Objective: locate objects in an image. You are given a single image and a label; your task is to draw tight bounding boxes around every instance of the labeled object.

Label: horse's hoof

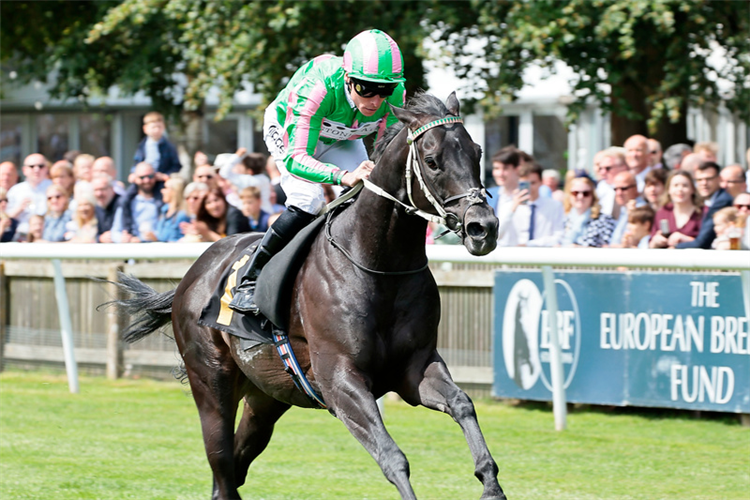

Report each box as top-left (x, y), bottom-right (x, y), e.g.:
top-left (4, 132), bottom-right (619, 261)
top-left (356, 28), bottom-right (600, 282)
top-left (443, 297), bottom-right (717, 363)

top-left (480, 493), bottom-right (507, 500)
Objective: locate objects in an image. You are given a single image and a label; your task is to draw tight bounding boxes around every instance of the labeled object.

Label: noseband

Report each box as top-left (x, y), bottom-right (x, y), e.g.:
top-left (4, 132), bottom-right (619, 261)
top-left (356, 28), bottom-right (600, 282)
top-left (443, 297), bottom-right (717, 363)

top-left (363, 116), bottom-right (487, 237)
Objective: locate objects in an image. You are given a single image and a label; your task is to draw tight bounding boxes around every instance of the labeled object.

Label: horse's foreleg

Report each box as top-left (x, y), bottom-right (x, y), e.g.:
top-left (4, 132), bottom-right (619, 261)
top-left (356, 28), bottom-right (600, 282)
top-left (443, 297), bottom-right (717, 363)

top-left (403, 356), bottom-right (506, 500)
top-left (324, 365), bottom-right (418, 500)
top-left (233, 393), bottom-right (290, 487)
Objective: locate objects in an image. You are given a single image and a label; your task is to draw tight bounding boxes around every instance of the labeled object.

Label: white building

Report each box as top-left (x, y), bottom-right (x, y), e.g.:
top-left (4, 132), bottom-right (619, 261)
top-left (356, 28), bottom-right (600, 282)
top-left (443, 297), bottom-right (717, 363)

top-left (1, 61), bottom-right (747, 184)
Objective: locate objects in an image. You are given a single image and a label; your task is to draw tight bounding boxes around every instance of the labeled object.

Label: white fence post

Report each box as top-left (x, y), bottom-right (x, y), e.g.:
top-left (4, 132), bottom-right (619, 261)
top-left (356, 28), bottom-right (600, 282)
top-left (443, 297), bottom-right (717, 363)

top-left (541, 266), bottom-right (567, 431)
top-left (51, 259), bottom-right (79, 394)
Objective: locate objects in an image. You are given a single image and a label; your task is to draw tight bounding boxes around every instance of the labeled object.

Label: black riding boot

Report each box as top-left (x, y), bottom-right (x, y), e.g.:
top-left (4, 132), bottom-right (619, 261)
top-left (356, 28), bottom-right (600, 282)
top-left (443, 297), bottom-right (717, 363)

top-left (229, 206), bottom-right (316, 314)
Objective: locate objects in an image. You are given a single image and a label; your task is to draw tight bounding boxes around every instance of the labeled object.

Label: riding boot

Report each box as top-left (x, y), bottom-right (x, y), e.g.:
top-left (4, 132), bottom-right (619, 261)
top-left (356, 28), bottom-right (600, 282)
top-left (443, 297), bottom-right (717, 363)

top-left (229, 206), bottom-right (316, 314)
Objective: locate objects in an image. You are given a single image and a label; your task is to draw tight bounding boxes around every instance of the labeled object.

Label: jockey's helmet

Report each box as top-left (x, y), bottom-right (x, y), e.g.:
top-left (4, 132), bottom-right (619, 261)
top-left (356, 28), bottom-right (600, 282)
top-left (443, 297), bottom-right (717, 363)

top-left (343, 29), bottom-right (406, 84)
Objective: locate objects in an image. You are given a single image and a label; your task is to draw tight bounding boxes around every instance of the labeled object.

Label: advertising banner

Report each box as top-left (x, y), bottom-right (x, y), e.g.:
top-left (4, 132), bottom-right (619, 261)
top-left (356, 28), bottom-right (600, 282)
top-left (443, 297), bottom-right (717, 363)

top-left (493, 271), bottom-right (749, 413)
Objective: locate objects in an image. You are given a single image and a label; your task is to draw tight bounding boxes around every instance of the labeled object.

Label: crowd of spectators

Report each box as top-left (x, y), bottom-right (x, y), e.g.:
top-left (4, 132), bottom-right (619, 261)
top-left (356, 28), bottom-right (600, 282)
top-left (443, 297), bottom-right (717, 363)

top-left (1, 112), bottom-right (287, 245)
top-left (1, 112), bottom-right (748, 252)
top-left (482, 135), bottom-right (749, 251)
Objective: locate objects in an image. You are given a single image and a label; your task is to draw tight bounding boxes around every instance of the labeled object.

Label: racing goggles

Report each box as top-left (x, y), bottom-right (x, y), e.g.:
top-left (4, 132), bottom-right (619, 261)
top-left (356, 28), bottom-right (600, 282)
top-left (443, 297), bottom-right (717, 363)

top-left (350, 78), bottom-right (398, 98)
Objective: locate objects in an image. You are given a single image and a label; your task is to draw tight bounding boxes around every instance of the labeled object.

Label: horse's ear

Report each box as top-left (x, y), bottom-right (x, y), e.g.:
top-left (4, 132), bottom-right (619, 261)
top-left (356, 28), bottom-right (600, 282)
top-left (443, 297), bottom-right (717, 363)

top-left (446, 91), bottom-right (460, 116)
top-left (389, 103), bottom-right (421, 129)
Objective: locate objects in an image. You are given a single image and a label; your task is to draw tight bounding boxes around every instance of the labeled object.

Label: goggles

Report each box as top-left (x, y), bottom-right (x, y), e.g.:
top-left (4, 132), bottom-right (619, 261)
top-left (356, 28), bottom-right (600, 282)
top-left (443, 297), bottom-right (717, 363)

top-left (350, 78), bottom-right (398, 99)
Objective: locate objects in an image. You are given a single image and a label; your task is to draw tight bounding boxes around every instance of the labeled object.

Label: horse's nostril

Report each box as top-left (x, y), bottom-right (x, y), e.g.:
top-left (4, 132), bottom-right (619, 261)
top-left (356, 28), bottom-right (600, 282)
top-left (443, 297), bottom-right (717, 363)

top-left (466, 222), bottom-right (487, 239)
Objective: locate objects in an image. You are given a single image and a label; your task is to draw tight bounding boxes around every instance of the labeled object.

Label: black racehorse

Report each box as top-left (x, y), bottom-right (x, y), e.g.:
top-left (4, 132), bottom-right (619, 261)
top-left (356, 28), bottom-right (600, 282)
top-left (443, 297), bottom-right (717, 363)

top-left (110, 92), bottom-right (505, 500)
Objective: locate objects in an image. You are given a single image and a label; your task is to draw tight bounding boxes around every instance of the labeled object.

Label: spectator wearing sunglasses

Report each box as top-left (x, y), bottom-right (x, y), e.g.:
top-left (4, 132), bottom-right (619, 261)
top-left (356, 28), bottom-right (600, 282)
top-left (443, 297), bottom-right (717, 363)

top-left (110, 162), bottom-right (163, 243)
top-left (193, 165), bottom-right (219, 191)
top-left (230, 29), bottom-right (407, 314)
top-left (42, 184), bottom-right (72, 242)
top-left (720, 164), bottom-right (747, 198)
top-left (609, 171), bottom-right (647, 246)
top-left (595, 147), bottom-right (629, 217)
top-left (561, 172), bottom-right (616, 247)
top-left (6, 153), bottom-right (52, 238)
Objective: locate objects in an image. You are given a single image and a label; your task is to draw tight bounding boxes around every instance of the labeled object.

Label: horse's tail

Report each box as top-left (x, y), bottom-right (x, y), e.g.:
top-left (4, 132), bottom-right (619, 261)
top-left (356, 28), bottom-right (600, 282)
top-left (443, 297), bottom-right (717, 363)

top-left (98, 272), bottom-right (175, 344)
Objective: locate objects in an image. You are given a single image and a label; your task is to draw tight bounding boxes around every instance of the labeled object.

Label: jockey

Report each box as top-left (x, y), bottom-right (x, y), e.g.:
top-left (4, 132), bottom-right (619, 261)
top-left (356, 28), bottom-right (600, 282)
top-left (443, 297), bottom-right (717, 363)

top-left (229, 29), bottom-right (407, 314)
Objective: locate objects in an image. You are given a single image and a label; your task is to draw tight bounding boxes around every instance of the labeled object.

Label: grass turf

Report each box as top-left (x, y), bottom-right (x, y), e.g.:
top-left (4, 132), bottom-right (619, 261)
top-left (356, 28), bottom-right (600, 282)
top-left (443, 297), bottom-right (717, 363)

top-left (0, 370), bottom-right (748, 500)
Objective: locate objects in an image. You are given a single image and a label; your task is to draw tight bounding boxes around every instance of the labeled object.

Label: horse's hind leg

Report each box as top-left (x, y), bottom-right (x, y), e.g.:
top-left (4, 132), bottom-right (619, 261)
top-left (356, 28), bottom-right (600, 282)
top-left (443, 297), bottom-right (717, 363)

top-left (400, 354), bottom-right (506, 500)
top-left (233, 393), bottom-right (290, 487)
top-left (182, 350), bottom-right (246, 500)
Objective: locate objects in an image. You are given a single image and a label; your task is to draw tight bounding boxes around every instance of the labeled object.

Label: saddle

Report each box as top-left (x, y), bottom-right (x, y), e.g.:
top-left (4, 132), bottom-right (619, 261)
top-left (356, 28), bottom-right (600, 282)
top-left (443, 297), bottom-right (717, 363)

top-left (198, 215), bottom-right (326, 349)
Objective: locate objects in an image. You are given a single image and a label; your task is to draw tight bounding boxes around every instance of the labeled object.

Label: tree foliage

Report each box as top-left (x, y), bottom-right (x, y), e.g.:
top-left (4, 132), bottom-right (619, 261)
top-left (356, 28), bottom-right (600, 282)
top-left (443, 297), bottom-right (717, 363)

top-left (2, 0), bottom-right (436, 123)
top-left (429, 0), bottom-right (750, 143)
top-left (3, 0), bottom-right (748, 145)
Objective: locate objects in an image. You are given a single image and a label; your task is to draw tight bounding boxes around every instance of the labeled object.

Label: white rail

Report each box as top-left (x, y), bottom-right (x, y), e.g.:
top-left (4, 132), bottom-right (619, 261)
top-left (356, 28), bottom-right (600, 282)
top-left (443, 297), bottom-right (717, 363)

top-left (1, 243), bottom-right (748, 270)
top-left (2, 242), bottom-right (748, 426)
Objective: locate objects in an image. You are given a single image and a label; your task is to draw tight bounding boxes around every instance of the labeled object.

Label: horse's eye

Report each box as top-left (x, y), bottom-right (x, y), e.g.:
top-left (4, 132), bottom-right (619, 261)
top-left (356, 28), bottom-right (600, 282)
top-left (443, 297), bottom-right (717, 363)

top-left (425, 157), bottom-right (438, 169)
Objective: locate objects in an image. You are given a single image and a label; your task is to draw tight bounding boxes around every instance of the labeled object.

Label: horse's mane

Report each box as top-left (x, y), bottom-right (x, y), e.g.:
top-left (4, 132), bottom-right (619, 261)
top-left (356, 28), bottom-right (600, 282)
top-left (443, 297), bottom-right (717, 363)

top-left (372, 92), bottom-right (450, 163)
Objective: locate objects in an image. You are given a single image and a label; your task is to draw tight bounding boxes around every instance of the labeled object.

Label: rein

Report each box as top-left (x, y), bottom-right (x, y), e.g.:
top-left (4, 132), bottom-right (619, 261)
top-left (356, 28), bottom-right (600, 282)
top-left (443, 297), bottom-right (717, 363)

top-left (324, 115), bottom-right (485, 276)
top-left (364, 116), bottom-right (487, 236)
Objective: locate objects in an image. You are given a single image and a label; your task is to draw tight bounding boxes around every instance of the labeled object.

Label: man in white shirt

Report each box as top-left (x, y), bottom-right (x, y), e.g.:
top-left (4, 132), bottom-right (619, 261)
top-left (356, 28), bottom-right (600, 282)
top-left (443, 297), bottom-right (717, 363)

top-left (596, 147), bottom-right (629, 217)
top-left (497, 162), bottom-right (564, 247)
top-left (624, 134), bottom-right (652, 193)
top-left (486, 146), bottom-right (522, 215)
top-left (6, 153), bottom-right (53, 236)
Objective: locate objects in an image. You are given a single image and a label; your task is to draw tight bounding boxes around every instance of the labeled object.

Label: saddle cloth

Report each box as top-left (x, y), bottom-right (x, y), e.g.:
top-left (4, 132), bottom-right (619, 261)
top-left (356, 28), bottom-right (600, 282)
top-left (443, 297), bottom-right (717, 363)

top-left (198, 215), bottom-right (326, 348)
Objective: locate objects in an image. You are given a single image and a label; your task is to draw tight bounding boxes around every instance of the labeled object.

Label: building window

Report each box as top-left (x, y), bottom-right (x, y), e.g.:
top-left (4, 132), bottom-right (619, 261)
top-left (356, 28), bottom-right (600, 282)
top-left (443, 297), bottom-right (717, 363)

top-left (79, 113), bottom-right (113, 158)
top-left (36, 114), bottom-right (71, 162)
top-left (484, 116), bottom-right (519, 187)
top-left (0, 114), bottom-right (23, 165)
top-left (532, 115), bottom-right (567, 172)
top-left (205, 117), bottom-right (238, 157)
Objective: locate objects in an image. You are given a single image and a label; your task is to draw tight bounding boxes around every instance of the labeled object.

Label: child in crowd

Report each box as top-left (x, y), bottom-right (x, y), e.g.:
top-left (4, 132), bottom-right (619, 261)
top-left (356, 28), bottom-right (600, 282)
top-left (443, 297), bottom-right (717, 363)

top-left (130, 111), bottom-right (182, 183)
top-left (621, 205), bottom-right (655, 249)
top-left (711, 207), bottom-right (746, 250)
top-left (25, 214), bottom-right (45, 242)
top-left (240, 186), bottom-right (270, 232)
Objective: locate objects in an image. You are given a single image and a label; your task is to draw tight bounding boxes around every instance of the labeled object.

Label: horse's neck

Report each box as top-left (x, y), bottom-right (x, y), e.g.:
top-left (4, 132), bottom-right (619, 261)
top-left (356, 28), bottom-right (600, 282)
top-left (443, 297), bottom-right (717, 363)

top-left (333, 145), bottom-right (429, 271)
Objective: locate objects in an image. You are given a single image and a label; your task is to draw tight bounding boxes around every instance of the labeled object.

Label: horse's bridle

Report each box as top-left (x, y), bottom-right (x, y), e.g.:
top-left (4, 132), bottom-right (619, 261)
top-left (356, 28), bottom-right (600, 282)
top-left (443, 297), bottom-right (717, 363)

top-left (363, 116), bottom-right (488, 238)
top-left (324, 115), bottom-right (488, 276)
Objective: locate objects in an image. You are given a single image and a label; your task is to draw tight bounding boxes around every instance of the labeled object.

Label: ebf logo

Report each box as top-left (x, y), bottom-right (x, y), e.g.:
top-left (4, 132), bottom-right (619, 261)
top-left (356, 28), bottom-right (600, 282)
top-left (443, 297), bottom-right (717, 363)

top-left (501, 279), bottom-right (581, 391)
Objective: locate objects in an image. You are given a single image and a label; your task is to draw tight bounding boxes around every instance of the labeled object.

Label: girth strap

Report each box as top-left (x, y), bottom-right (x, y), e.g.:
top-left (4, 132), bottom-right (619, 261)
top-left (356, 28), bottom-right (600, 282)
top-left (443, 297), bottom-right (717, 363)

top-left (273, 330), bottom-right (326, 409)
